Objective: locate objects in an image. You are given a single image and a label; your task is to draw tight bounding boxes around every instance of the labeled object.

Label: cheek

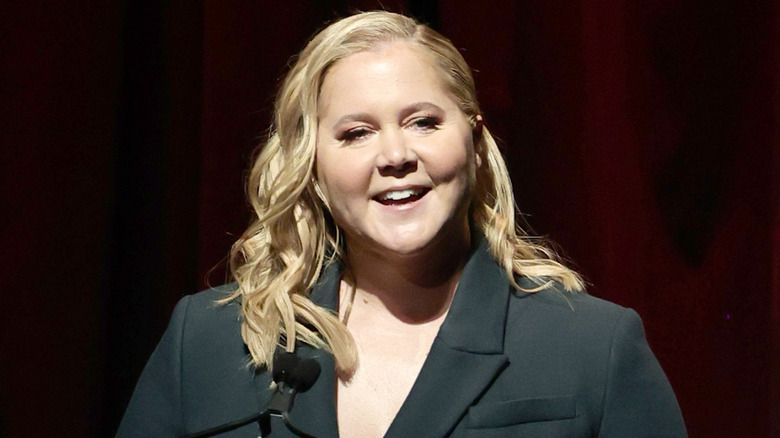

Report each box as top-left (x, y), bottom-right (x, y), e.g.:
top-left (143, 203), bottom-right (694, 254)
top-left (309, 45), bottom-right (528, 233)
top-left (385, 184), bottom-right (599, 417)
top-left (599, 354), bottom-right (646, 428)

top-left (315, 148), bottom-right (368, 208)
top-left (426, 136), bottom-right (476, 185)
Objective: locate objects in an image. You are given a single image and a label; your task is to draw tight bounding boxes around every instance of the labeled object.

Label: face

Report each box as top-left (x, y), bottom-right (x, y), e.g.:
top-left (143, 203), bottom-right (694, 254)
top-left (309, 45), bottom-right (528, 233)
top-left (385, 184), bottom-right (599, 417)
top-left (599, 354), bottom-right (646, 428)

top-left (315, 42), bottom-right (480, 256)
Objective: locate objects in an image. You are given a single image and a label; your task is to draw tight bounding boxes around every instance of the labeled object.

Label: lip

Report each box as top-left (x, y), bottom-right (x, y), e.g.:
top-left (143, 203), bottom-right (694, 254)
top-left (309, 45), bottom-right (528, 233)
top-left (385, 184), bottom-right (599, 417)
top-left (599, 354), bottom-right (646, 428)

top-left (371, 184), bottom-right (431, 209)
top-left (371, 184), bottom-right (431, 199)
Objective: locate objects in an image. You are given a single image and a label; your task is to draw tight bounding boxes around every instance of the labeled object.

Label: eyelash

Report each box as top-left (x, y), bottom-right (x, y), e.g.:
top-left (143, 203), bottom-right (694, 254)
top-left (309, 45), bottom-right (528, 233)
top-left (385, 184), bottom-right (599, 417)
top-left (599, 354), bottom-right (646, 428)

top-left (337, 116), bottom-right (441, 144)
top-left (338, 128), bottom-right (370, 143)
top-left (411, 116), bottom-right (441, 131)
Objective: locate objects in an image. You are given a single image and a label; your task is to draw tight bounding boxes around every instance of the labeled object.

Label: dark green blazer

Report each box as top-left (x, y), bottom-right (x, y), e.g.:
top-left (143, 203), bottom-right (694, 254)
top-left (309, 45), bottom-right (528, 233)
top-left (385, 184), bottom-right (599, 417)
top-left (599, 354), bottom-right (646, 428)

top-left (117, 241), bottom-right (686, 437)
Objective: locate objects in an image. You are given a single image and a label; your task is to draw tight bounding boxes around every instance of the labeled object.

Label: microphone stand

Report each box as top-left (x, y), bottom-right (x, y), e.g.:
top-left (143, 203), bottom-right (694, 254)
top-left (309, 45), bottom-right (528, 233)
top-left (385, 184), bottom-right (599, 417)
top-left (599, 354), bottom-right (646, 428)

top-left (257, 410), bottom-right (315, 438)
top-left (257, 381), bottom-right (316, 438)
top-left (183, 411), bottom-right (264, 438)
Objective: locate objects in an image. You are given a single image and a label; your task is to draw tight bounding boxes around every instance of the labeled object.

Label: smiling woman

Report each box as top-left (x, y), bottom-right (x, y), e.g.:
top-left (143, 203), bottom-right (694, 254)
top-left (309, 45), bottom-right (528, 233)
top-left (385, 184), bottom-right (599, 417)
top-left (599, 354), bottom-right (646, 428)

top-left (117, 11), bottom-right (687, 438)
top-left (315, 42), bottom-right (481, 435)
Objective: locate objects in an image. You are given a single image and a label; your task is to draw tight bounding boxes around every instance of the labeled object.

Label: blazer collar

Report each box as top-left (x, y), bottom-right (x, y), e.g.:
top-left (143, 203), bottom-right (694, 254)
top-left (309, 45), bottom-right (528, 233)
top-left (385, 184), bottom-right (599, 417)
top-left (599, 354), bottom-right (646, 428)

top-left (293, 236), bottom-right (511, 438)
top-left (436, 238), bottom-right (509, 354)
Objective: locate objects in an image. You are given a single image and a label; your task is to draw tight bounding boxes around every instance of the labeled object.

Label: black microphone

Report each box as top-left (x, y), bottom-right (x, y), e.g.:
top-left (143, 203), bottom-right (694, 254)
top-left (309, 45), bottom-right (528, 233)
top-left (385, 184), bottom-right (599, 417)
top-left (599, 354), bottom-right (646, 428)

top-left (258, 351), bottom-right (321, 438)
top-left (264, 352), bottom-right (321, 415)
top-left (182, 350), bottom-right (321, 438)
top-left (272, 351), bottom-right (300, 383)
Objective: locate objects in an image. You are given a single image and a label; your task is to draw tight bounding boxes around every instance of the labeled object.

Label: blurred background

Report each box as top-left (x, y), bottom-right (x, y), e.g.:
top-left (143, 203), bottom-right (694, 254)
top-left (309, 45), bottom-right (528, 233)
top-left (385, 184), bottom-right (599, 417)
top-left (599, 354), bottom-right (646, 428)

top-left (1, 0), bottom-right (777, 436)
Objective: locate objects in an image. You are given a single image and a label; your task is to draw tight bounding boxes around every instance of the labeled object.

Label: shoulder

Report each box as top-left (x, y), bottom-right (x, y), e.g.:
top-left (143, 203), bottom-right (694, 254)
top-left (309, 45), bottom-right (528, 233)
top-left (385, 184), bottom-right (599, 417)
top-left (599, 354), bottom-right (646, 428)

top-left (508, 278), bottom-right (636, 336)
top-left (117, 284), bottom-right (253, 436)
top-left (462, 265), bottom-right (686, 435)
top-left (169, 284), bottom-right (245, 353)
top-left (172, 285), bottom-right (264, 427)
top-left (502, 279), bottom-right (648, 390)
top-left (178, 283), bottom-right (240, 311)
top-left (498, 281), bottom-right (687, 434)
top-left (147, 285), bottom-right (249, 381)
top-left (174, 284), bottom-right (241, 324)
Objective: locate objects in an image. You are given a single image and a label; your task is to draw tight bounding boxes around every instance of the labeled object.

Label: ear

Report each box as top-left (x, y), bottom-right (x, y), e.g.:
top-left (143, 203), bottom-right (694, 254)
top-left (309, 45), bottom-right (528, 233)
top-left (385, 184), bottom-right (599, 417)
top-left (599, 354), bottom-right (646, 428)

top-left (472, 114), bottom-right (484, 139)
top-left (473, 115), bottom-right (484, 168)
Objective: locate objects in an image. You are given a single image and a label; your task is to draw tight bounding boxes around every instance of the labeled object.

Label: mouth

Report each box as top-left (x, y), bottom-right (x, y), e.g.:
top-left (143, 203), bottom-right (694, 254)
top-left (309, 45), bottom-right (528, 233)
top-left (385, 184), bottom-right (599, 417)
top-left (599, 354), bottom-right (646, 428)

top-left (373, 187), bottom-right (430, 206)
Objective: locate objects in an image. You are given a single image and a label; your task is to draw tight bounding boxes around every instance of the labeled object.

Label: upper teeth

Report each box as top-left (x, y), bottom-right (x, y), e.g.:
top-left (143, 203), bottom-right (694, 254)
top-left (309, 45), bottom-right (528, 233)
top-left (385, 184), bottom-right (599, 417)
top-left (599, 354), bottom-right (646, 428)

top-left (380, 189), bottom-right (419, 201)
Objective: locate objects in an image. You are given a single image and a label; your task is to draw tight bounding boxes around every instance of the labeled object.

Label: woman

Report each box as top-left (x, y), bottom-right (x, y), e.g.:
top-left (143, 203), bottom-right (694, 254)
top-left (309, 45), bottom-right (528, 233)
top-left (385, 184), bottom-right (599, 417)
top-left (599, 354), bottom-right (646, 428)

top-left (118, 11), bottom-right (686, 437)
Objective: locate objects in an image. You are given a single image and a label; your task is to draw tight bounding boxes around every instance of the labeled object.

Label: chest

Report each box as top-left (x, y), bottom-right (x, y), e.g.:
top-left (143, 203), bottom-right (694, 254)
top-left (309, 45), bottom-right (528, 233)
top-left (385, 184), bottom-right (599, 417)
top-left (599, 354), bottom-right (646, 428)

top-left (336, 317), bottom-right (442, 438)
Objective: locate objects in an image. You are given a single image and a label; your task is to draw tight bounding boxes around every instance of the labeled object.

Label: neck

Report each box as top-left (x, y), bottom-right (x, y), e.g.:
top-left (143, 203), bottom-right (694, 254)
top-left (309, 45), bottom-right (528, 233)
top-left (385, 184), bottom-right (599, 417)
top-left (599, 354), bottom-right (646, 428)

top-left (343, 226), bottom-right (472, 324)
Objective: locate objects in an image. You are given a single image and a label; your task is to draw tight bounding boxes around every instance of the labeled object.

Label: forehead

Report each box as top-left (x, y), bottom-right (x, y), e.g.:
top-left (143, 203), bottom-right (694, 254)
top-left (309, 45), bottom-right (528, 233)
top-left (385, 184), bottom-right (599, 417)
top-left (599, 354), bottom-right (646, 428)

top-left (318, 42), bottom-right (451, 111)
top-left (333, 40), bottom-right (442, 76)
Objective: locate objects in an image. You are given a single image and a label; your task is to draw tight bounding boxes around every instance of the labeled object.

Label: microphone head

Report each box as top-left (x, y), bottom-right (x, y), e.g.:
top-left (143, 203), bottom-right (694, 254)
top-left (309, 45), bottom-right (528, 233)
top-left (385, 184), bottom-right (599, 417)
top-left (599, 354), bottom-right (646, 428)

top-left (272, 350), bottom-right (300, 384)
top-left (287, 358), bottom-right (321, 393)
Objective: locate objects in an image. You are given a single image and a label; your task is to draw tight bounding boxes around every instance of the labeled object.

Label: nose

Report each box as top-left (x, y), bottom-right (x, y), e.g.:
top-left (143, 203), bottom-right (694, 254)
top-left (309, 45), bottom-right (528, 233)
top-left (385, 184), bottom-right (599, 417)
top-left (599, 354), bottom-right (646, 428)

top-left (376, 129), bottom-right (417, 177)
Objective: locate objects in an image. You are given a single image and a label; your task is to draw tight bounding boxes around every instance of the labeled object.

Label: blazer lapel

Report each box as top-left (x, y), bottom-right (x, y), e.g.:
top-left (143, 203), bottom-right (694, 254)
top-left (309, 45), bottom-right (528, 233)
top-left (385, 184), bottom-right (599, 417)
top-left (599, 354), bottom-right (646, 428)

top-left (385, 240), bottom-right (510, 438)
top-left (384, 341), bottom-right (508, 437)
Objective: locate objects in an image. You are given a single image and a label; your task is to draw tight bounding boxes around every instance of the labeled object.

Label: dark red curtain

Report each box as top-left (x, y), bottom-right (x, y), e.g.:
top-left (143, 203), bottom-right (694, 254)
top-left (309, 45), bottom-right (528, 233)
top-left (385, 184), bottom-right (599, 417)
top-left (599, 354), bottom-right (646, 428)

top-left (1, 1), bottom-right (777, 436)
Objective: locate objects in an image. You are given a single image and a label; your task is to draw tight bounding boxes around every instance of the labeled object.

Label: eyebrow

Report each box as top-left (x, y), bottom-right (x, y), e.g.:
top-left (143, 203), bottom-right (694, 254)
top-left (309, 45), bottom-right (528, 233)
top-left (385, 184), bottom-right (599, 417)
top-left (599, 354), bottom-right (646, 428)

top-left (332, 112), bottom-right (376, 128)
top-left (400, 101), bottom-right (445, 119)
top-left (329, 101), bottom-right (446, 131)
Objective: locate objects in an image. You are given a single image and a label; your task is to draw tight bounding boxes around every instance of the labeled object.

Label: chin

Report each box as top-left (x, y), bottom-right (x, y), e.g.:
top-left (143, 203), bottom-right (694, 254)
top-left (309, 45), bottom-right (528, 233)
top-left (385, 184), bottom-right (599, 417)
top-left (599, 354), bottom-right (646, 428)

top-left (370, 224), bottom-right (459, 257)
top-left (378, 239), bottom-right (430, 256)
top-left (343, 212), bottom-right (471, 258)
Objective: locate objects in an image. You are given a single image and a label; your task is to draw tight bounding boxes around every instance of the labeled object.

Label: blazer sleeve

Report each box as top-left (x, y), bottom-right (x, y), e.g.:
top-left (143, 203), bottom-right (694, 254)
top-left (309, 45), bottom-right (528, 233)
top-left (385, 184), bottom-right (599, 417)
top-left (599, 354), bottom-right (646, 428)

top-left (116, 296), bottom-right (190, 437)
top-left (598, 308), bottom-right (687, 437)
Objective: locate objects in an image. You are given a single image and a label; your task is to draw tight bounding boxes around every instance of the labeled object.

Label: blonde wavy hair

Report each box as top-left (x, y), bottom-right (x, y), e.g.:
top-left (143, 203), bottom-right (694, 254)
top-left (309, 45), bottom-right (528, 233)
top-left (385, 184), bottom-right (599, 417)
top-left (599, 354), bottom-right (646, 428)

top-left (225, 11), bottom-right (583, 375)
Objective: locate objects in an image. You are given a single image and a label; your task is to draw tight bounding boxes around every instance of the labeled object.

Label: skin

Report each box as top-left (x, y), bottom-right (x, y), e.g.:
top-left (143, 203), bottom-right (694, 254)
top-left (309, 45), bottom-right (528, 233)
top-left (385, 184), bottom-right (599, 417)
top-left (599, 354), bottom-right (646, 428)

top-left (315, 41), bottom-right (481, 437)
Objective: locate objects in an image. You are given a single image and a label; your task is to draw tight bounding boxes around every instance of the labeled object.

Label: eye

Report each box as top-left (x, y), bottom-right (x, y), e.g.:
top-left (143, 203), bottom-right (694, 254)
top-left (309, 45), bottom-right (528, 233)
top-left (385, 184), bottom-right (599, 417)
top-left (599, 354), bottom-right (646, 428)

top-left (409, 116), bottom-right (441, 132)
top-left (338, 127), bottom-right (372, 143)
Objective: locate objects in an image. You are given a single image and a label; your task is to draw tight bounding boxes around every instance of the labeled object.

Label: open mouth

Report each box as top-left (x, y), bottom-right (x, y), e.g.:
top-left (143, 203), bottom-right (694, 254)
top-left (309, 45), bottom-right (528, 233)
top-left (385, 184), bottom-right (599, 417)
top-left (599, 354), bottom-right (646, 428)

top-left (374, 187), bottom-right (430, 206)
